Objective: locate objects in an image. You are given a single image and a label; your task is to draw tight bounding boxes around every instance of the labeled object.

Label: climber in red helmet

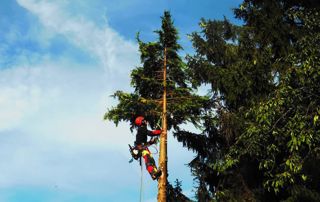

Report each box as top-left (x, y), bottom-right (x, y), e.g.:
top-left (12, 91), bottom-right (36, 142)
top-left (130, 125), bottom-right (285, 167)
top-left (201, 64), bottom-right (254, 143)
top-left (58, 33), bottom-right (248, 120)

top-left (131, 116), bottom-right (162, 180)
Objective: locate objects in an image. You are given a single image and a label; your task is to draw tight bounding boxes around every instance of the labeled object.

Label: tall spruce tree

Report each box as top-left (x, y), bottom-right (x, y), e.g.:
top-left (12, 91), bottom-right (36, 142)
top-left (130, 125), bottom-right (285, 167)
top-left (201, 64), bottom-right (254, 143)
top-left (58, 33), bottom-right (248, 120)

top-left (105, 11), bottom-right (209, 201)
top-left (227, 3), bottom-right (320, 201)
top-left (174, 0), bottom-right (320, 201)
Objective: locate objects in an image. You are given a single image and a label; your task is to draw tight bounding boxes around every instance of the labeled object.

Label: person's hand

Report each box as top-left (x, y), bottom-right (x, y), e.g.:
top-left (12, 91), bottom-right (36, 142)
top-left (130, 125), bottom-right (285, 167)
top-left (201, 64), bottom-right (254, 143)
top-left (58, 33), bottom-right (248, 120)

top-left (152, 130), bottom-right (161, 135)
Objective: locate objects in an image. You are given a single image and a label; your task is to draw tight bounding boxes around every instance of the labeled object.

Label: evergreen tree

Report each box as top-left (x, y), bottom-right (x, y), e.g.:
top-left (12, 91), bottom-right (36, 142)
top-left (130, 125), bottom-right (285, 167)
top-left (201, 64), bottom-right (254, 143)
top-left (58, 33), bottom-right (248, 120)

top-left (105, 11), bottom-right (208, 132)
top-left (105, 11), bottom-right (209, 201)
top-left (167, 179), bottom-right (193, 202)
top-left (175, 0), bottom-right (320, 201)
top-left (229, 5), bottom-right (320, 201)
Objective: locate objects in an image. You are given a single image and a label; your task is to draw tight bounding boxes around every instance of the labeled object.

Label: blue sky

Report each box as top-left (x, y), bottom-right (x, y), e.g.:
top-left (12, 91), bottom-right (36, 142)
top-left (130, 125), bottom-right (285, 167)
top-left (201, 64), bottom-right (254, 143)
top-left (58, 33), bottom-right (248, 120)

top-left (0, 1), bottom-right (242, 201)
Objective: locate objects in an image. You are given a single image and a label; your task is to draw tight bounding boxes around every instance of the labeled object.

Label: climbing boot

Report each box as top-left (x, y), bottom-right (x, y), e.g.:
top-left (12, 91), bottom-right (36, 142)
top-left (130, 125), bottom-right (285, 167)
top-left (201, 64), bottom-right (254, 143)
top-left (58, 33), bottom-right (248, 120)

top-left (151, 169), bottom-right (162, 180)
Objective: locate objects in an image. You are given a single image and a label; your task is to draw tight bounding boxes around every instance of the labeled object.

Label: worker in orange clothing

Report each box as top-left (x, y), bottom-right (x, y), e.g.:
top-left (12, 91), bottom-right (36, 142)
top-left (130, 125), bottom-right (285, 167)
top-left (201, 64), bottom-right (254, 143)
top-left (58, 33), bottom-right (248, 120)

top-left (131, 116), bottom-right (162, 180)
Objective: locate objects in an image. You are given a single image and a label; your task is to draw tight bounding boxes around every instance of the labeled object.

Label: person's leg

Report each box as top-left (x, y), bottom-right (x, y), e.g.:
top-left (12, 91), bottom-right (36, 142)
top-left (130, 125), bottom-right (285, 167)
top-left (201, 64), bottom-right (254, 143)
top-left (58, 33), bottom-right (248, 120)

top-left (142, 148), bottom-right (161, 180)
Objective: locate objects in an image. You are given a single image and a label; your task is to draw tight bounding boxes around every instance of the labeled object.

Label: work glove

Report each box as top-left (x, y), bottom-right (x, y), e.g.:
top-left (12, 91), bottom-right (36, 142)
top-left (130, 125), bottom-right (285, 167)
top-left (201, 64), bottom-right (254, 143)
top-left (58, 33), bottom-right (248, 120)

top-left (151, 130), bottom-right (161, 135)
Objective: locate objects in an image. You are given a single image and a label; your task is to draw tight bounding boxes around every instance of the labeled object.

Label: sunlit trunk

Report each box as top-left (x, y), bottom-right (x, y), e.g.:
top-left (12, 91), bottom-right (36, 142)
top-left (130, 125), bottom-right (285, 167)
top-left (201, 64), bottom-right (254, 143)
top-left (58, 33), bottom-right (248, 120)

top-left (157, 47), bottom-right (167, 202)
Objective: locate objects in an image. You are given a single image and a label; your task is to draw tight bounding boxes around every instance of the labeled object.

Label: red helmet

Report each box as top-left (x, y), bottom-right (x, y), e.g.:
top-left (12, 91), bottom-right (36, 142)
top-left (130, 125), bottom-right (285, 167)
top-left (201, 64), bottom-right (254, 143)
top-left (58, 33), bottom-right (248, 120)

top-left (135, 116), bottom-right (145, 126)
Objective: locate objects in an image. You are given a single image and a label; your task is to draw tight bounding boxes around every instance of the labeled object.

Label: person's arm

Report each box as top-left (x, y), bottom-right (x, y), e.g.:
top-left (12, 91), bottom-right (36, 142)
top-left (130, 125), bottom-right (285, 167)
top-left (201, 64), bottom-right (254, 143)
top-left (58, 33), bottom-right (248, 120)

top-left (148, 129), bottom-right (161, 145)
top-left (148, 129), bottom-right (161, 136)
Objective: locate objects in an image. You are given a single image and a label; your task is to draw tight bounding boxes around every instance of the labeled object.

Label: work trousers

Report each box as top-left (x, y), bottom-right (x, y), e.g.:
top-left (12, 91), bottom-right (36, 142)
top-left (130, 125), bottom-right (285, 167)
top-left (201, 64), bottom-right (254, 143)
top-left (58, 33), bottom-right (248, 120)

top-left (138, 146), bottom-right (158, 176)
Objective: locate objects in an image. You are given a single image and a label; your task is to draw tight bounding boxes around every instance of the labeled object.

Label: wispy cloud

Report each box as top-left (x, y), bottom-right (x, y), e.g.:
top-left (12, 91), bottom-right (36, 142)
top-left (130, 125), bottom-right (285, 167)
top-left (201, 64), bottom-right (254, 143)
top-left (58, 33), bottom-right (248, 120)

top-left (17, 0), bottom-right (138, 74)
top-left (0, 65), bottom-right (54, 131)
top-left (0, 0), bottom-right (140, 197)
top-left (2, 0), bottom-right (140, 142)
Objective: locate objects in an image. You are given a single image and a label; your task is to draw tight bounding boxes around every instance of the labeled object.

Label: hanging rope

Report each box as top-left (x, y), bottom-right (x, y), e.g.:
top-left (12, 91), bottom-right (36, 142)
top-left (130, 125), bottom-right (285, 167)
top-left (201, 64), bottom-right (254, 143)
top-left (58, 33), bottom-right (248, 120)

top-left (137, 142), bottom-right (160, 202)
top-left (139, 158), bottom-right (144, 202)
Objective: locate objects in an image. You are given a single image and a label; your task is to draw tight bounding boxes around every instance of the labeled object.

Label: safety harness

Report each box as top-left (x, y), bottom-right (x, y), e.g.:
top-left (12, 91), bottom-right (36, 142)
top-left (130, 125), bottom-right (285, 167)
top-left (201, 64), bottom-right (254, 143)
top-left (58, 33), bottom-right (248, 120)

top-left (128, 137), bottom-right (159, 163)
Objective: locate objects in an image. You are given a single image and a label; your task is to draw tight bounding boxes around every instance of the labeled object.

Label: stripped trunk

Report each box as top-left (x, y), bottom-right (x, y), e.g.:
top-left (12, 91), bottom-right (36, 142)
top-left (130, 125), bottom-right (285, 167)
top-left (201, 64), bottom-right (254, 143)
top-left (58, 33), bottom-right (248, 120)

top-left (158, 47), bottom-right (167, 202)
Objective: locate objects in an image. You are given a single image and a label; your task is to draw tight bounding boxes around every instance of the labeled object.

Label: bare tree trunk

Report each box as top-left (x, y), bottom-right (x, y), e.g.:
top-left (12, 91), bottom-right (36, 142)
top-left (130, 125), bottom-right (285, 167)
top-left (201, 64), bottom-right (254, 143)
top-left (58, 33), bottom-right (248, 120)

top-left (158, 47), bottom-right (167, 202)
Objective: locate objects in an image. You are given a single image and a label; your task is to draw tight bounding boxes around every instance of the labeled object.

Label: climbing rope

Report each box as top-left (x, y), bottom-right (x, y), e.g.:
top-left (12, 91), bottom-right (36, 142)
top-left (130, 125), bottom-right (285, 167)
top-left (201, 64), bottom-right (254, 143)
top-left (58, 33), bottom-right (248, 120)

top-left (156, 118), bottom-right (162, 129)
top-left (149, 144), bottom-right (159, 155)
top-left (139, 157), bottom-right (144, 202)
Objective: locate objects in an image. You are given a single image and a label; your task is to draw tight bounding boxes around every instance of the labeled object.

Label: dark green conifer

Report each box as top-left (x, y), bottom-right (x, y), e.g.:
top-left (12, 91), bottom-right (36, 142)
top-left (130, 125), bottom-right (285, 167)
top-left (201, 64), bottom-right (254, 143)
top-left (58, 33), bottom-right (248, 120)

top-left (175, 0), bottom-right (320, 201)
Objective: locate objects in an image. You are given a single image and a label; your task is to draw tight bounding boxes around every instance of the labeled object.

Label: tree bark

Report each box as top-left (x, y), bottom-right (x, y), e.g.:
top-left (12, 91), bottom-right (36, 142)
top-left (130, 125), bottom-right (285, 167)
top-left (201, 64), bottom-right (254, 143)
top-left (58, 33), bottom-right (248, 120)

top-left (158, 47), bottom-right (167, 202)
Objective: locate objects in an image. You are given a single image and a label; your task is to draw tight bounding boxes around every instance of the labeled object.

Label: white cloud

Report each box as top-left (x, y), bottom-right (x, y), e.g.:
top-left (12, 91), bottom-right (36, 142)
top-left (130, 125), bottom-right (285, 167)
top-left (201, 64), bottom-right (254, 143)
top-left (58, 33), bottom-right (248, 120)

top-left (0, 65), bottom-right (55, 131)
top-left (1, 0), bottom-right (139, 136)
top-left (0, 0), bottom-right (140, 194)
top-left (0, 59), bottom-right (134, 149)
top-left (16, 0), bottom-right (139, 75)
top-left (0, 60), bottom-right (138, 196)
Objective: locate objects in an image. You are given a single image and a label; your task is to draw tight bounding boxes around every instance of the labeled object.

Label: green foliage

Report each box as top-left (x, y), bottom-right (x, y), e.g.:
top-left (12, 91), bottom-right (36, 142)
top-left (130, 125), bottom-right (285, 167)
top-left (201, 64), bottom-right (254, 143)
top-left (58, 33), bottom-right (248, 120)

top-left (229, 6), bottom-right (320, 196)
top-left (174, 0), bottom-right (320, 201)
top-left (105, 11), bottom-right (210, 131)
top-left (167, 179), bottom-right (193, 202)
